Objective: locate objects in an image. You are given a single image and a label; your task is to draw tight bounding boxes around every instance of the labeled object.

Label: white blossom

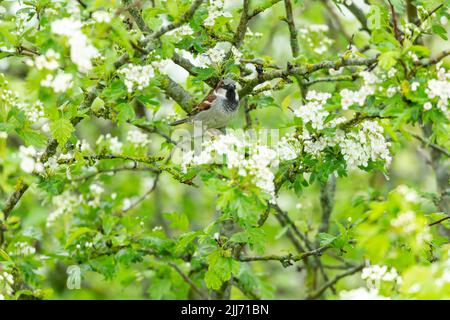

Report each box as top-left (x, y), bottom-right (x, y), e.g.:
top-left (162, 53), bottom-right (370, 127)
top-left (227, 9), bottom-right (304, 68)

top-left (204, 0), bottom-right (232, 27)
top-left (391, 210), bottom-right (431, 245)
top-left (182, 132), bottom-right (279, 201)
top-left (167, 25), bottom-right (194, 39)
top-left (97, 133), bottom-right (123, 154)
top-left (30, 49), bottom-right (60, 71)
top-left (340, 71), bottom-right (378, 110)
top-left (11, 242), bottom-right (36, 256)
top-left (41, 72), bottom-right (73, 93)
top-left (361, 264), bottom-right (402, 289)
top-left (18, 145), bottom-right (37, 173)
top-left (411, 82), bottom-right (420, 91)
top-left (51, 18), bottom-right (98, 72)
top-left (293, 90), bottom-right (331, 130)
top-left (0, 271), bottom-right (14, 298)
top-left (339, 121), bottom-right (391, 169)
top-left (127, 129), bottom-right (150, 148)
top-left (119, 64), bottom-right (154, 93)
top-left (92, 11), bottom-right (111, 24)
top-left (339, 287), bottom-right (390, 300)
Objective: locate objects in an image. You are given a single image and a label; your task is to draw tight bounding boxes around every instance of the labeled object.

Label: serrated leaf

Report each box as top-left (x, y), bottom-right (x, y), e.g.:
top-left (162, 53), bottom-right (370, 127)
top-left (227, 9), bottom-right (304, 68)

top-left (50, 118), bottom-right (74, 145)
top-left (116, 103), bottom-right (135, 126)
top-left (379, 51), bottom-right (399, 70)
top-left (16, 128), bottom-right (47, 148)
top-left (205, 250), bottom-right (240, 290)
top-left (65, 227), bottom-right (95, 248)
top-left (317, 232), bottom-right (336, 247)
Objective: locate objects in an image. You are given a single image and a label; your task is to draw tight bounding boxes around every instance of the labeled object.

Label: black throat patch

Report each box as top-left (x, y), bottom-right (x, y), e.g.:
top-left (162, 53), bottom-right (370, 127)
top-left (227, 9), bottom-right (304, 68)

top-left (226, 88), bottom-right (237, 103)
top-left (224, 89), bottom-right (239, 112)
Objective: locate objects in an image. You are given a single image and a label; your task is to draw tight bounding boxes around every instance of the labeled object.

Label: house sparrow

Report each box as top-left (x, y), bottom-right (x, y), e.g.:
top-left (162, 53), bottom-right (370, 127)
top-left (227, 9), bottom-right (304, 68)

top-left (170, 78), bottom-right (239, 129)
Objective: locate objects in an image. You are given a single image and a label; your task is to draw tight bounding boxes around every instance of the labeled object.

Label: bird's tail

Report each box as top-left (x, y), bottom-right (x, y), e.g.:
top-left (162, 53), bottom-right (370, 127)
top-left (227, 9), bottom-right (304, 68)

top-left (170, 118), bottom-right (188, 126)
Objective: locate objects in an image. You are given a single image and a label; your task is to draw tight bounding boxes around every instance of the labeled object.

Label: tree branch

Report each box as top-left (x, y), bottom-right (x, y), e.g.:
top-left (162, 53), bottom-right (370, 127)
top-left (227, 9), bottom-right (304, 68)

top-left (239, 245), bottom-right (331, 266)
top-left (233, 0), bottom-right (251, 47)
top-left (342, 2), bottom-right (369, 32)
top-left (123, 0), bottom-right (151, 33)
top-left (283, 0), bottom-right (299, 58)
top-left (319, 174), bottom-right (336, 234)
top-left (169, 262), bottom-right (210, 300)
top-left (239, 56), bottom-right (378, 96)
top-left (307, 264), bottom-right (365, 299)
top-left (232, 277), bottom-right (262, 300)
top-left (409, 131), bottom-right (450, 158)
top-left (248, 0), bottom-right (282, 19)
top-left (429, 216), bottom-right (450, 227)
top-left (150, 0), bottom-right (204, 40)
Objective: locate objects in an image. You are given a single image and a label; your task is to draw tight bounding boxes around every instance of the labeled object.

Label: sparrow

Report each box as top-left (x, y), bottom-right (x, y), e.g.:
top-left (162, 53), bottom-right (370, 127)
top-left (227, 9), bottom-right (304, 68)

top-left (170, 78), bottom-right (239, 129)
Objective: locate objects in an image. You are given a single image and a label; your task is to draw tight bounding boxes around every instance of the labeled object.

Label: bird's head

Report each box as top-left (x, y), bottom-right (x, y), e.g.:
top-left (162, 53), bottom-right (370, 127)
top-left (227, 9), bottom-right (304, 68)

top-left (219, 78), bottom-right (237, 91)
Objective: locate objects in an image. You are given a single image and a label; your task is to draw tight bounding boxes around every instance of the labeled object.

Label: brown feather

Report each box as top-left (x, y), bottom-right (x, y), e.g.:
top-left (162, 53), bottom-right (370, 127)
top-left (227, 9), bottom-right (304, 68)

top-left (189, 80), bottom-right (223, 116)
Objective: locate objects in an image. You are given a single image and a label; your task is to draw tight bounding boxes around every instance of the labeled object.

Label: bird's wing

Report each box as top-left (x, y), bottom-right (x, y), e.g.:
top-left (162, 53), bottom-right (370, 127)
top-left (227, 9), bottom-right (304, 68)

top-left (189, 80), bottom-right (223, 116)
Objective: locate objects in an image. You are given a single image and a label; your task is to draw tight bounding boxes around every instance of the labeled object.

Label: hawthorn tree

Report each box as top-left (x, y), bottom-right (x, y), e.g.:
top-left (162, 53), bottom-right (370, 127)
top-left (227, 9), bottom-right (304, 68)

top-left (0, 0), bottom-right (449, 300)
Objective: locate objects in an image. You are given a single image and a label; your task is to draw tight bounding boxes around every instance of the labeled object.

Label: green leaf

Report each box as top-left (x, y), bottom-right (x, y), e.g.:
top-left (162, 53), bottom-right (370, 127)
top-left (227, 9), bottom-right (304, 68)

top-left (65, 227), bottom-right (95, 248)
top-left (230, 228), bottom-right (266, 253)
top-left (317, 232), bottom-right (336, 247)
top-left (91, 97), bottom-right (105, 113)
top-left (432, 25), bottom-right (448, 40)
top-left (50, 118), bottom-right (74, 145)
top-left (205, 250), bottom-right (240, 290)
top-left (16, 128), bottom-right (47, 148)
top-left (116, 103), bottom-right (135, 126)
top-left (0, 248), bottom-right (11, 261)
top-left (379, 51), bottom-right (399, 70)
top-left (164, 212), bottom-right (189, 231)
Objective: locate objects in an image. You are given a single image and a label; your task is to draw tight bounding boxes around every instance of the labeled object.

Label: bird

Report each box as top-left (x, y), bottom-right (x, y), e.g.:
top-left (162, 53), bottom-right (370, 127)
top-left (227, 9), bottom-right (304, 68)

top-left (170, 78), bottom-right (239, 129)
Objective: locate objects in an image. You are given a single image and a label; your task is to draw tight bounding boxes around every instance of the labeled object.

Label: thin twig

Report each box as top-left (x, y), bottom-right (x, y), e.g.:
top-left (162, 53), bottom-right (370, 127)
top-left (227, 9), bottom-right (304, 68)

top-left (429, 216), bottom-right (450, 227)
top-left (307, 264), bottom-right (365, 299)
top-left (169, 262), bottom-right (210, 300)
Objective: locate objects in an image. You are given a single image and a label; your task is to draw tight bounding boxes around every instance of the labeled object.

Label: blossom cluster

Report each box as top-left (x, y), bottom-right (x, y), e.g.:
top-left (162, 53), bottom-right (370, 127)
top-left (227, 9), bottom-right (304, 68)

top-left (339, 264), bottom-right (401, 300)
top-left (51, 17), bottom-right (99, 73)
top-left (18, 145), bottom-right (40, 173)
top-left (47, 191), bottom-right (82, 227)
top-left (298, 24), bottom-right (333, 56)
top-left (88, 183), bottom-right (105, 207)
top-left (293, 90), bottom-right (332, 130)
top-left (167, 25), bottom-right (194, 40)
top-left (182, 132), bottom-right (279, 201)
top-left (198, 46), bottom-right (227, 67)
top-left (11, 242), bottom-right (36, 256)
top-left (119, 64), bottom-right (155, 93)
top-left (92, 10), bottom-right (111, 24)
top-left (424, 63), bottom-right (450, 118)
top-left (0, 271), bottom-right (14, 300)
top-left (204, 0), bottom-right (232, 27)
top-left (361, 264), bottom-right (402, 289)
top-left (17, 100), bottom-right (46, 123)
top-left (390, 210), bottom-right (431, 247)
top-left (339, 120), bottom-right (392, 169)
top-left (96, 133), bottom-right (123, 154)
top-left (292, 90), bottom-right (391, 170)
top-left (340, 71), bottom-right (379, 109)
top-left (27, 49), bottom-right (60, 71)
top-left (41, 71), bottom-right (73, 93)
top-left (127, 129), bottom-right (151, 149)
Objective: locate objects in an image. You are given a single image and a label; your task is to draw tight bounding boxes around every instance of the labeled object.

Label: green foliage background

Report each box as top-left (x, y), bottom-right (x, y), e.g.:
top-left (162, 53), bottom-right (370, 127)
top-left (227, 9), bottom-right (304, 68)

top-left (0, 0), bottom-right (449, 300)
